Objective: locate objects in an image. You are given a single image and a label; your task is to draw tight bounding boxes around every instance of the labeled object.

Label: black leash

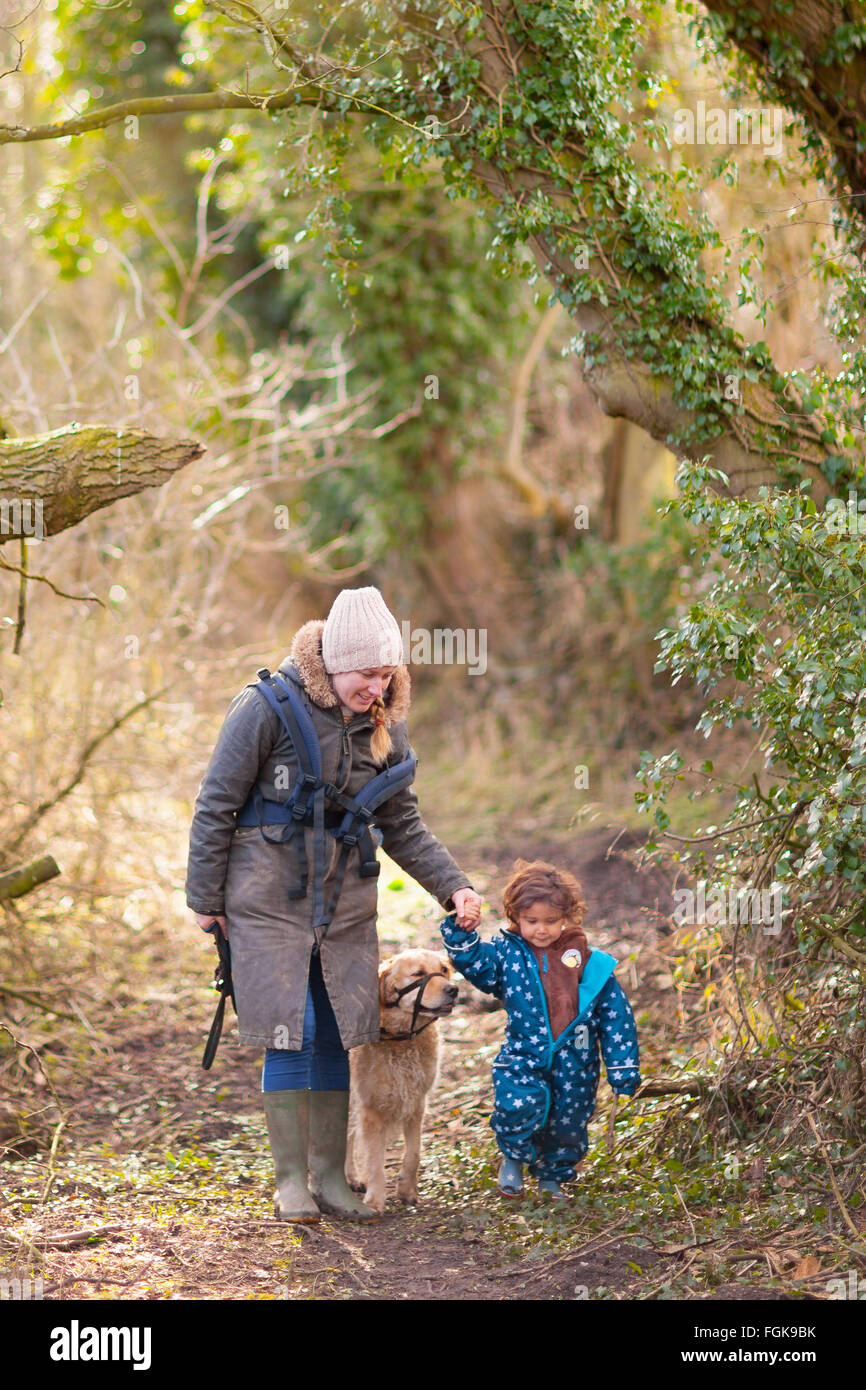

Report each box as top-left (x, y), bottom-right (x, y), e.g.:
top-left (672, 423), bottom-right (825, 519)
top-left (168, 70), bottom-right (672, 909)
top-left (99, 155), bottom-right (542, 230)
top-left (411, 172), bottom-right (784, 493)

top-left (201, 921), bottom-right (236, 1070)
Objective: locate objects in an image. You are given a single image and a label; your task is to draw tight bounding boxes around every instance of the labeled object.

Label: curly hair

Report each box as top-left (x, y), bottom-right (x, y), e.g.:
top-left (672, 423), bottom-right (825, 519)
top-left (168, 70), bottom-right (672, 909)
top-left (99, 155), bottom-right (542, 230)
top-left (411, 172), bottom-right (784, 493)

top-left (502, 858), bottom-right (587, 929)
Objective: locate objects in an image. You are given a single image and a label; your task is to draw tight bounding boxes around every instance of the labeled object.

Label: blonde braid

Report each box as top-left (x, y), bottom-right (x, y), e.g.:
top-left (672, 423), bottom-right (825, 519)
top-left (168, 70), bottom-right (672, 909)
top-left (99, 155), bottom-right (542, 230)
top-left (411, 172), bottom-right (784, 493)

top-left (369, 695), bottom-right (392, 764)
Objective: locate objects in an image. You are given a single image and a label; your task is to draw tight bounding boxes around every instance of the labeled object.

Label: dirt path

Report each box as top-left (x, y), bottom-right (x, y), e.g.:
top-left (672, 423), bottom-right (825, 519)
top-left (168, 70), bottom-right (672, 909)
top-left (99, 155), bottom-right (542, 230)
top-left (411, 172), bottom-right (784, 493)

top-left (0, 827), bottom-right (836, 1301)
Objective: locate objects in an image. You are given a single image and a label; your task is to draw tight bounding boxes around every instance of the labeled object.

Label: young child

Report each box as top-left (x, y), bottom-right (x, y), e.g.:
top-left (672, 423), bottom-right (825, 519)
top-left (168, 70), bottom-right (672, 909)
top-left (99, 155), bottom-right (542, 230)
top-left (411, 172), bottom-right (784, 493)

top-left (439, 858), bottom-right (640, 1199)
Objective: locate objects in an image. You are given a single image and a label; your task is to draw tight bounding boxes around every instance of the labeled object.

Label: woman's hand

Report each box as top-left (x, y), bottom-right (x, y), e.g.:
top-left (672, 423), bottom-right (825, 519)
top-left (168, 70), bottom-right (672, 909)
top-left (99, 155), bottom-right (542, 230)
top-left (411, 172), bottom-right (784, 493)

top-left (195, 912), bottom-right (228, 940)
top-left (452, 888), bottom-right (482, 929)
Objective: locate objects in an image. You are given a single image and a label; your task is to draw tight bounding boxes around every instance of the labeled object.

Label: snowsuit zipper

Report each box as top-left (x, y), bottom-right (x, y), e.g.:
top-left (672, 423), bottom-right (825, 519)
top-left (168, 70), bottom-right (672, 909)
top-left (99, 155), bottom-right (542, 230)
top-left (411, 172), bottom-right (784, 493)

top-left (509, 934), bottom-right (555, 1130)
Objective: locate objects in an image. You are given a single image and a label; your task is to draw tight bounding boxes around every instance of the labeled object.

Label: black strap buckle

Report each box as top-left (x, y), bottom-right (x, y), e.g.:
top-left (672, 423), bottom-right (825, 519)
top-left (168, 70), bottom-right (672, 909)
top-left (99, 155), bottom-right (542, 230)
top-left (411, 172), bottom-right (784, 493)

top-left (291, 773), bottom-right (320, 819)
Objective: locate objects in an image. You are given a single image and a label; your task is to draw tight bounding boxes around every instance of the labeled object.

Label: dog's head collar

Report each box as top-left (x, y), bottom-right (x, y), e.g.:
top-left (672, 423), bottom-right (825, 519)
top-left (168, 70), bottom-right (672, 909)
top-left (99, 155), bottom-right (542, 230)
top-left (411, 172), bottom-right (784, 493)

top-left (380, 972), bottom-right (445, 1041)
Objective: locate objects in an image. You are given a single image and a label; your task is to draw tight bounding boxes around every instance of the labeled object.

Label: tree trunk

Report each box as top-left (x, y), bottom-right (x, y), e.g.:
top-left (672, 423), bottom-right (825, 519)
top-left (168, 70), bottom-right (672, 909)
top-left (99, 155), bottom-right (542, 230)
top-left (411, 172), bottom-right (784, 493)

top-left (1, 2), bottom-right (860, 502)
top-left (701, 0), bottom-right (866, 237)
top-left (447, 2), bottom-right (839, 503)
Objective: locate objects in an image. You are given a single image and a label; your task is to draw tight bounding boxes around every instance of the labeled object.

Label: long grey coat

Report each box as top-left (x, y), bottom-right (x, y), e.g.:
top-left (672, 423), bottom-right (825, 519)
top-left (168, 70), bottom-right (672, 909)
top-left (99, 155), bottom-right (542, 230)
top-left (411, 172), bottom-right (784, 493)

top-left (186, 620), bottom-right (472, 1050)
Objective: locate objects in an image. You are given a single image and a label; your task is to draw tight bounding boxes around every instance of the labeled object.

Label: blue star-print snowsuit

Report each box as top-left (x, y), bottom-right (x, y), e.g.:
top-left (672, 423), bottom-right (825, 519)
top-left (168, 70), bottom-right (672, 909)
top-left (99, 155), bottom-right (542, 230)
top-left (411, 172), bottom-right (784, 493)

top-left (440, 913), bottom-right (641, 1182)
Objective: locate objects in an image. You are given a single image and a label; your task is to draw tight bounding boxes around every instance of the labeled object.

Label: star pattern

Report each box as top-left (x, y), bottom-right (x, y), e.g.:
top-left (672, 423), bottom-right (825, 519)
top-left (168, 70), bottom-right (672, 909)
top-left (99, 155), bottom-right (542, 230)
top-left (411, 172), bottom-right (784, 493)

top-left (438, 912), bottom-right (641, 1181)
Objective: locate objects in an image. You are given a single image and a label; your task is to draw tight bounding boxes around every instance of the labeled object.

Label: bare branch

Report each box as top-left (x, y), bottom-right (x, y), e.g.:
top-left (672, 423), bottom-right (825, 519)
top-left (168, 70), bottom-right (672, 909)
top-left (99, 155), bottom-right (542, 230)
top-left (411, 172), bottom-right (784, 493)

top-left (0, 551), bottom-right (102, 603)
top-left (4, 688), bottom-right (169, 858)
top-left (0, 86), bottom-right (323, 146)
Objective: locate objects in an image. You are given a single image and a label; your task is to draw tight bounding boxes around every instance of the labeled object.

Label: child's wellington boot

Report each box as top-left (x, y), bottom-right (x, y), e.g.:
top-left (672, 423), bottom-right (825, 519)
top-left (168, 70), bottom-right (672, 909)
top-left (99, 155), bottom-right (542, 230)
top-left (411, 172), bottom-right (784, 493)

top-left (497, 1157), bottom-right (525, 1197)
top-left (537, 1177), bottom-right (567, 1200)
top-left (263, 1091), bottom-right (321, 1223)
top-left (308, 1091), bottom-right (381, 1221)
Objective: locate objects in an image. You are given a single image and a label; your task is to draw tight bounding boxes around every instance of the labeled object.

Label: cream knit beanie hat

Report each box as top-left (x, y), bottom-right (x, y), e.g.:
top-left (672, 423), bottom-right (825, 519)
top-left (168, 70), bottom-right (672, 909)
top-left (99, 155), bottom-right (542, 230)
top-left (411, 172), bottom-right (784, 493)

top-left (321, 586), bottom-right (404, 674)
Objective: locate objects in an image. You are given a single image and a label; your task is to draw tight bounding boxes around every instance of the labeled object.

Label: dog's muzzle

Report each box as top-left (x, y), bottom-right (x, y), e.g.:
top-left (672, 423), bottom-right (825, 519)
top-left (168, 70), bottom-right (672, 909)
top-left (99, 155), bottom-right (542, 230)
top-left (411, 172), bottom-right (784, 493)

top-left (381, 974), bottom-right (458, 1039)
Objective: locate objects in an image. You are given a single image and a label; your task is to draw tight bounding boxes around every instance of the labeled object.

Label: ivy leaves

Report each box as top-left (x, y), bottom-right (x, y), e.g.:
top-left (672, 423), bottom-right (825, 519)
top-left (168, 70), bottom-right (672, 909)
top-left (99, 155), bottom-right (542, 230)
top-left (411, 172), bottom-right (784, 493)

top-left (638, 463), bottom-right (866, 956)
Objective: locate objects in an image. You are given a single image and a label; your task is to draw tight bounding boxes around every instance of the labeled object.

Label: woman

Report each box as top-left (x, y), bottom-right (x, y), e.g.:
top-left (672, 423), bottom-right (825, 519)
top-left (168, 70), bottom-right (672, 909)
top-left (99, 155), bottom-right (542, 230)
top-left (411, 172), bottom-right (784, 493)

top-left (186, 586), bottom-right (481, 1222)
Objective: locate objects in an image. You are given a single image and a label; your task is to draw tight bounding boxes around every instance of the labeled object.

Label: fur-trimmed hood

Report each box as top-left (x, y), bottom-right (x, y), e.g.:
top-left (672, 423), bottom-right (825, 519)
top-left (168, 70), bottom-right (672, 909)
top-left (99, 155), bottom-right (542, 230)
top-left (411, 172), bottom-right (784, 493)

top-left (282, 619), bottom-right (411, 726)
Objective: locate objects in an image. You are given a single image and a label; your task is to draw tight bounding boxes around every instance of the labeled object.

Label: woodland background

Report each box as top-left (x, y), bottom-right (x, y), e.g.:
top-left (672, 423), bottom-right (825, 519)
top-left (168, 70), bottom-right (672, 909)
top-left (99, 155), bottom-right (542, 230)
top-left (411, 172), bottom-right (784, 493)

top-left (0, 0), bottom-right (864, 1303)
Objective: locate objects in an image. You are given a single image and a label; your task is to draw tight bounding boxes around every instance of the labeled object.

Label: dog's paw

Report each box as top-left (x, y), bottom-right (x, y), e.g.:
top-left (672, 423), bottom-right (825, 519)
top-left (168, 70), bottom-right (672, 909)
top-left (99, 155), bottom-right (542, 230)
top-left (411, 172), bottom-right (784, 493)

top-left (397, 1181), bottom-right (419, 1206)
top-left (363, 1187), bottom-right (386, 1214)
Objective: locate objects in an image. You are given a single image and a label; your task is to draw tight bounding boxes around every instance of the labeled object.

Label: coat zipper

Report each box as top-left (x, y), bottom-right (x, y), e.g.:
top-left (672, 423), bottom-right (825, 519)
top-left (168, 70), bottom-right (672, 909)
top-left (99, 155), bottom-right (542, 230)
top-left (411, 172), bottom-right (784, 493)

top-left (332, 706), bottom-right (374, 791)
top-left (335, 718), bottom-right (351, 789)
top-left (549, 952), bottom-right (617, 1050)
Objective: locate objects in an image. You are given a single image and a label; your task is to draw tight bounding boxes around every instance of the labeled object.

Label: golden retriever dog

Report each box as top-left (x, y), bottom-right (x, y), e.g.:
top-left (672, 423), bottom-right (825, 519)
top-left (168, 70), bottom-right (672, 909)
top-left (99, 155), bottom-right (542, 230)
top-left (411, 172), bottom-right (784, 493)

top-left (346, 949), bottom-right (458, 1213)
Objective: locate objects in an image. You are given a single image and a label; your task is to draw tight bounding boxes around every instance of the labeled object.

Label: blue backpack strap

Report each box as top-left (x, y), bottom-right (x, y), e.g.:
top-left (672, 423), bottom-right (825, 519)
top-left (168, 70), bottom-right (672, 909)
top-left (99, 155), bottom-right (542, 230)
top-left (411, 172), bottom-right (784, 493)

top-left (251, 669), bottom-right (330, 922)
top-left (326, 753), bottom-right (418, 842)
top-left (265, 671), bottom-right (332, 929)
top-left (268, 673), bottom-right (322, 776)
top-left (255, 670), bottom-right (322, 816)
top-left (250, 670), bottom-right (417, 934)
top-left (246, 675), bottom-right (306, 899)
top-left (319, 752), bottom-right (417, 926)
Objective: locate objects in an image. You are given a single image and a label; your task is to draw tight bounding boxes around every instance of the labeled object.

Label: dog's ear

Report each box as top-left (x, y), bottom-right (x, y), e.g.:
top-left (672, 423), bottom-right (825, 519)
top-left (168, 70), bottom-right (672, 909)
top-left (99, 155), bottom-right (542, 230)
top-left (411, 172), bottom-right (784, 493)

top-left (378, 957), bottom-right (394, 1004)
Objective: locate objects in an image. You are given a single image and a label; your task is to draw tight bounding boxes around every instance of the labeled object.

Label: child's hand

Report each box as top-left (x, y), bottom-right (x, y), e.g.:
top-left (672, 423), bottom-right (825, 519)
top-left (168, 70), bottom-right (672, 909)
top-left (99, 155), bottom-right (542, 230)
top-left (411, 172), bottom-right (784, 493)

top-left (452, 888), bottom-right (482, 929)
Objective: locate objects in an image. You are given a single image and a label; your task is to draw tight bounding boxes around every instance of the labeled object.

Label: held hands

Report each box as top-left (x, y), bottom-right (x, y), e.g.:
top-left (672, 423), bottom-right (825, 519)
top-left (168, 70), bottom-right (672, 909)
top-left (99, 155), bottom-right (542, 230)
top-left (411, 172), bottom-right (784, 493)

top-left (194, 912), bottom-right (228, 940)
top-left (196, 895), bottom-right (482, 939)
top-left (195, 897), bottom-right (480, 938)
top-left (451, 888), bottom-right (482, 930)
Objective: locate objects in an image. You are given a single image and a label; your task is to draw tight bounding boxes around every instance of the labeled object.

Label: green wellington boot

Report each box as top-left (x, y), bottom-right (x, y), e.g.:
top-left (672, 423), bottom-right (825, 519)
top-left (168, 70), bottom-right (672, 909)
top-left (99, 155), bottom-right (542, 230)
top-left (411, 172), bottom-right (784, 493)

top-left (308, 1090), bottom-right (381, 1221)
top-left (262, 1091), bottom-right (321, 1223)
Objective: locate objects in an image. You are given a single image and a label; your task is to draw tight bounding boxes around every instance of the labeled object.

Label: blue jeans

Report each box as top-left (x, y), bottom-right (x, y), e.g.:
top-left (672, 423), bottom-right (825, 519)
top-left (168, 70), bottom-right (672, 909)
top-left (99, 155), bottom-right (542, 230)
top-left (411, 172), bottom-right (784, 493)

top-left (261, 950), bottom-right (350, 1092)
